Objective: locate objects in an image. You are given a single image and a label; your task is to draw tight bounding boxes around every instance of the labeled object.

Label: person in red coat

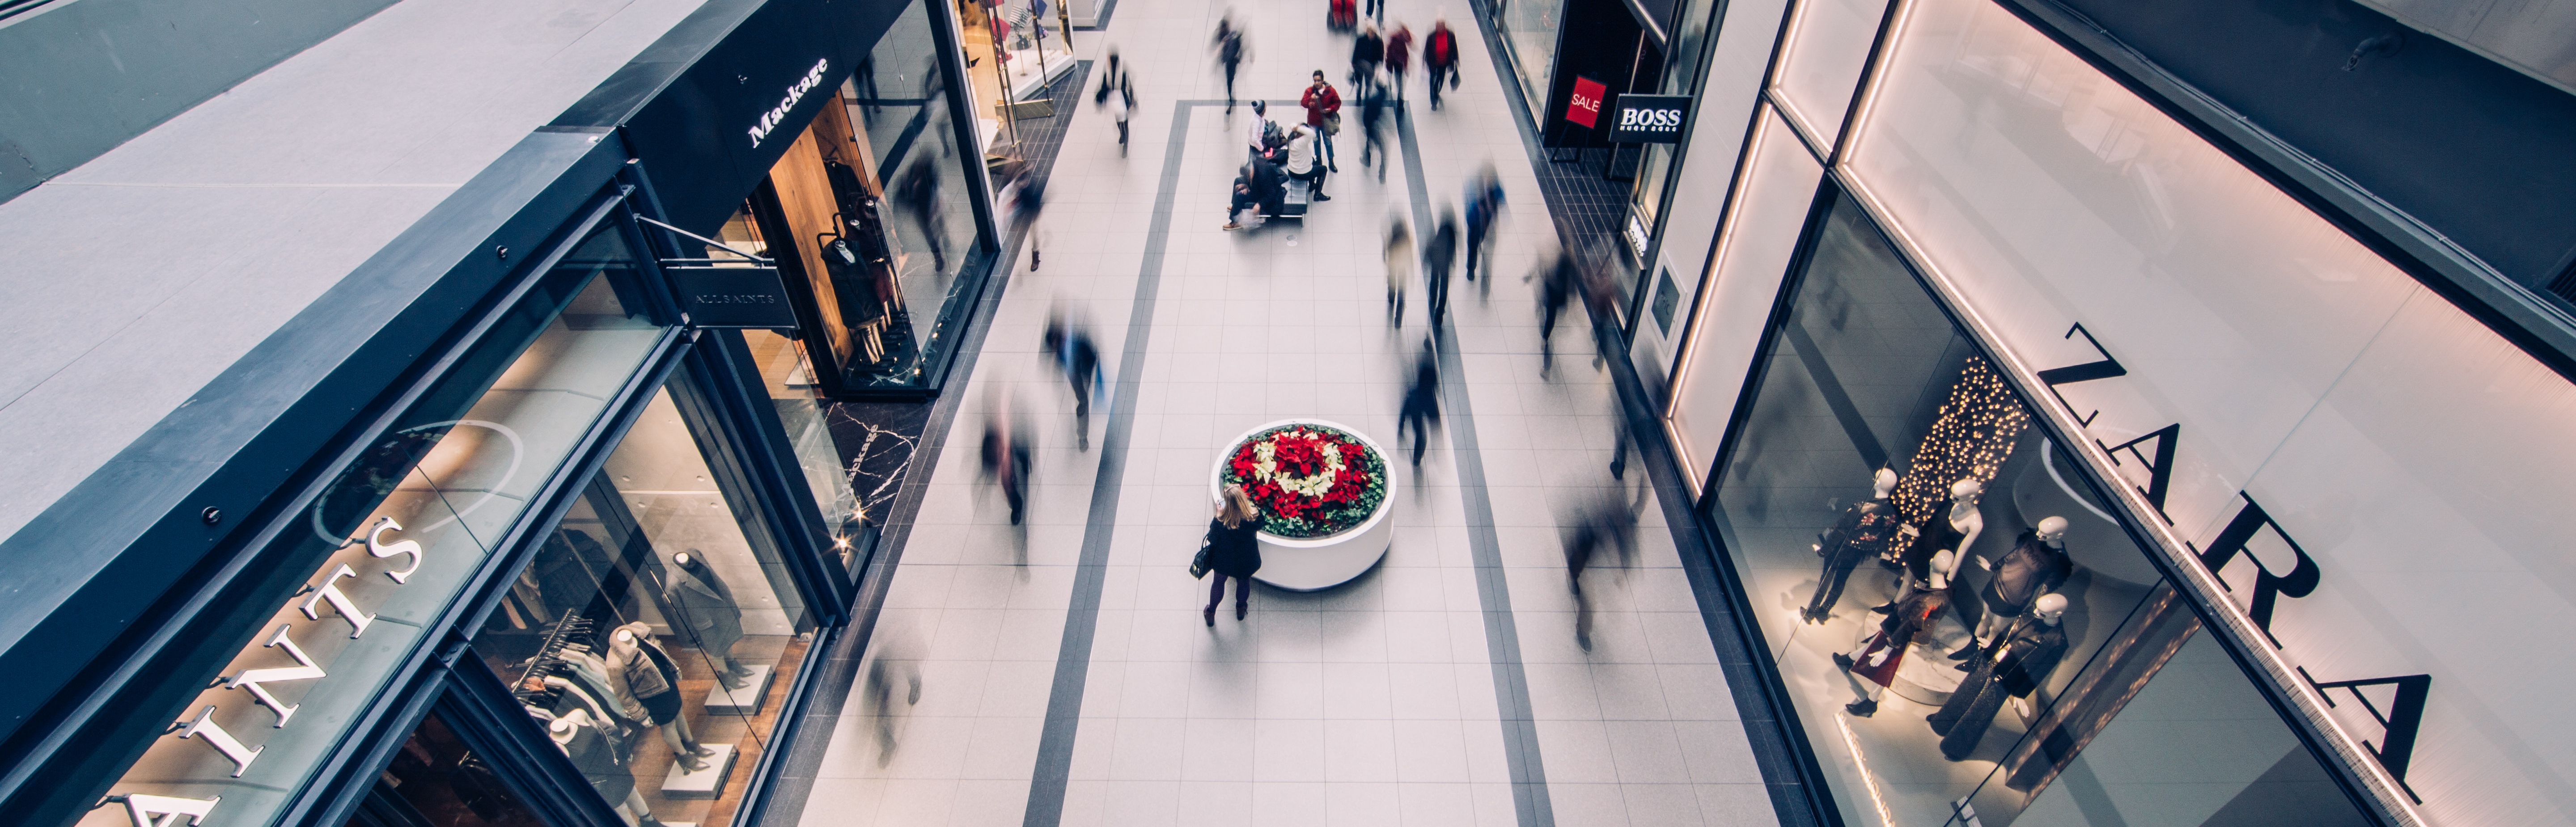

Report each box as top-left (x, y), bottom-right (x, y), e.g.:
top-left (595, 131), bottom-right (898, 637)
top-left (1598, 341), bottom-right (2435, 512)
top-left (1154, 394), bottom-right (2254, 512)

top-left (1384, 24), bottom-right (1414, 102)
top-left (1301, 70), bottom-right (1343, 173)
top-left (1424, 17), bottom-right (1459, 110)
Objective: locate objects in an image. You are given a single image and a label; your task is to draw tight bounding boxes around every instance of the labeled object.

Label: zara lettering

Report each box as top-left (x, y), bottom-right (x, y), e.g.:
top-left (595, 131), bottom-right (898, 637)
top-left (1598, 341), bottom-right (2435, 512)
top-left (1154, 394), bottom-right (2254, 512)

top-left (2038, 324), bottom-right (2431, 801)
top-left (116, 517), bottom-right (425, 824)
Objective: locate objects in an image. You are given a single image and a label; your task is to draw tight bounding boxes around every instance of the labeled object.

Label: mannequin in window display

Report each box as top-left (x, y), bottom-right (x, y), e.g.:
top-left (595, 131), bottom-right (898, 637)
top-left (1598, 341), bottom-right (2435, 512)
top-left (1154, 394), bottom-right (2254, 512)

top-left (606, 622), bottom-right (715, 771)
top-left (549, 710), bottom-right (664, 827)
top-left (1928, 593), bottom-right (2070, 760)
top-left (1959, 515), bottom-right (2072, 656)
top-left (1835, 550), bottom-right (1954, 717)
top-left (665, 550), bottom-right (755, 690)
top-left (1803, 468), bottom-right (1901, 624)
top-left (1876, 478), bottom-right (1983, 615)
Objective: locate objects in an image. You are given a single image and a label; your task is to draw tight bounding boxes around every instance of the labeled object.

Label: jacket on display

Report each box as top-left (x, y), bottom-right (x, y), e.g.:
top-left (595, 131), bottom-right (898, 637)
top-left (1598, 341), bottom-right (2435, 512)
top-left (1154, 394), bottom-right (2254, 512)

top-left (1849, 588), bottom-right (1949, 688)
top-left (1928, 617), bottom-right (2069, 760)
top-left (1981, 529), bottom-right (2072, 616)
top-left (1904, 494), bottom-right (1966, 580)
top-left (666, 558), bottom-right (746, 658)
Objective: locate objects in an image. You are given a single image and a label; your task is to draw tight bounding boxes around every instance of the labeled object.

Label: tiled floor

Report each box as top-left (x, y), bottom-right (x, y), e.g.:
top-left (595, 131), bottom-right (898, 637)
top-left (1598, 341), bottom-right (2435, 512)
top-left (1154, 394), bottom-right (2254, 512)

top-left (792, 0), bottom-right (1770, 823)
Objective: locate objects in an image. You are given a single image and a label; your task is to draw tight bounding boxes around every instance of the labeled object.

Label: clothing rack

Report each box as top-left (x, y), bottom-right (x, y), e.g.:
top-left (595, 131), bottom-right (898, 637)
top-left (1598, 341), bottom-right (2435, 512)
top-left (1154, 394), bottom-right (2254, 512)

top-left (510, 612), bottom-right (594, 704)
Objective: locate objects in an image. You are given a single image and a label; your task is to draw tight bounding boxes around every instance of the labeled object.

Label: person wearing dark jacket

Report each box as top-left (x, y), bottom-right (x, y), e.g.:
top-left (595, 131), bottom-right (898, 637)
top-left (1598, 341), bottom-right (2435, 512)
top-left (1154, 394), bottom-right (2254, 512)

top-left (1384, 24), bottom-right (1413, 101)
top-left (1424, 206), bottom-right (1459, 324)
top-left (1204, 484), bottom-right (1266, 625)
top-left (1351, 25), bottom-right (1384, 97)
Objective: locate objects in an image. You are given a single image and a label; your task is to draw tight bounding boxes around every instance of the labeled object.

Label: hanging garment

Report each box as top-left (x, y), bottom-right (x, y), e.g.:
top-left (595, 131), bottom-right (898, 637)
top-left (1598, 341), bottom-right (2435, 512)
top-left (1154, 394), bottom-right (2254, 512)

top-left (1982, 529), bottom-right (2073, 616)
top-left (1929, 617), bottom-right (2070, 760)
top-left (558, 719), bottom-right (635, 805)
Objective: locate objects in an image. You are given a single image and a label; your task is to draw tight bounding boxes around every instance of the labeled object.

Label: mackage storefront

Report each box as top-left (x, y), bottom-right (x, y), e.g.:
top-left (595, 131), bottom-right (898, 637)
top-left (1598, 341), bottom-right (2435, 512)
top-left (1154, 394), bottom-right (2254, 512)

top-left (1654, 0), bottom-right (2576, 825)
top-left (1, 3), bottom-right (995, 827)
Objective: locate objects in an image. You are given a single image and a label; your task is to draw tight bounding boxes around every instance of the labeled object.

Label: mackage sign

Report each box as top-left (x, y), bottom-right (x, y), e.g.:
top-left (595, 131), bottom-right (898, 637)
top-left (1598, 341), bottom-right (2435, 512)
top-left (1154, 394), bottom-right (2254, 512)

top-left (747, 58), bottom-right (830, 148)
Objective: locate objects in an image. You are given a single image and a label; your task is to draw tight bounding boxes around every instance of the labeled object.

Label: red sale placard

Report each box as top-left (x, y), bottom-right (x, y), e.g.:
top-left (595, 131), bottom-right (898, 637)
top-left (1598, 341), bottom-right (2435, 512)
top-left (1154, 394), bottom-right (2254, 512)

top-left (1567, 76), bottom-right (1605, 128)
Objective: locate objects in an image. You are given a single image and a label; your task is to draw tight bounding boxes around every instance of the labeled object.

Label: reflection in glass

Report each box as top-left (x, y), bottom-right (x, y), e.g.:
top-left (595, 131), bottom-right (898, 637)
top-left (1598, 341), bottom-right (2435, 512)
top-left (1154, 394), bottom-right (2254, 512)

top-left (1492, 0), bottom-right (1563, 108)
top-left (81, 220), bottom-right (662, 827)
top-left (346, 712), bottom-right (544, 827)
top-left (1704, 190), bottom-right (2370, 827)
top-left (849, 0), bottom-right (984, 382)
top-left (477, 371), bottom-right (811, 827)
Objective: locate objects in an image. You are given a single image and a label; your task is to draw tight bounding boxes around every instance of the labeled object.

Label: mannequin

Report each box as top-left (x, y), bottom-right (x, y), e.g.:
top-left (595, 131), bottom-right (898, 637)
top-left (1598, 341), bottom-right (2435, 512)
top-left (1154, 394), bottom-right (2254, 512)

top-left (665, 550), bottom-right (755, 689)
top-left (1834, 550), bottom-right (1953, 717)
top-left (606, 623), bottom-right (715, 771)
top-left (551, 710), bottom-right (662, 827)
top-left (1877, 478), bottom-right (1984, 614)
top-left (1966, 516), bottom-right (2072, 651)
top-left (1928, 593), bottom-right (2071, 760)
top-left (1804, 469), bottom-right (1902, 624)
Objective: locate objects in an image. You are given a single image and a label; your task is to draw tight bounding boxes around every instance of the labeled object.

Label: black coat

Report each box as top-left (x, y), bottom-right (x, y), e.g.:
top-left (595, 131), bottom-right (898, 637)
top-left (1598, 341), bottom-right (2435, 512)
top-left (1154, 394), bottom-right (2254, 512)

top-left (1206, 517), bottom-right (1264, 577)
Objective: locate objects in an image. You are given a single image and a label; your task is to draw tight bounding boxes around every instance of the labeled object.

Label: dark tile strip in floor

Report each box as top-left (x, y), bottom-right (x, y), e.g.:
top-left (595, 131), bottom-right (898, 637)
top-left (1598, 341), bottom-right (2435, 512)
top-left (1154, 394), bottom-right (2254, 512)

top-left (1017, 95), bottom-right (1197, 827)
top-left (1398, 104), bottom-right (1558, 827)
top-left (757, 61), bottom-right (1094, 827)
top-left (1466, 2), bottom-right (1837, 824)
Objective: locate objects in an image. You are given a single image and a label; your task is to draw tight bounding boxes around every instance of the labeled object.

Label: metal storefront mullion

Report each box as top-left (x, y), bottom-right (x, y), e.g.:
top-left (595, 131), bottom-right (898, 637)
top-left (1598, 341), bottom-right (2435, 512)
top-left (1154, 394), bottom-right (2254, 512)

top-left (436, 649), bottom-right (632, 827)
top-left (1815, 165), bottom-right (2402, 826)
top-left (686, 330), bottom-right (856, 620)
top-left (720, 622), bottom-right (838, 827)
top-left (913, 0), bottom-right (1005, 395)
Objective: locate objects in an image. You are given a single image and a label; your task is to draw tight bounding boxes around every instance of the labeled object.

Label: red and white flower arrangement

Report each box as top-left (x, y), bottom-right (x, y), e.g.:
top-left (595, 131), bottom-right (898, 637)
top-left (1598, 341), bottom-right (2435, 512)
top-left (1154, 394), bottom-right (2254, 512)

top-left (1222, 423), bottom-right (1390, 538)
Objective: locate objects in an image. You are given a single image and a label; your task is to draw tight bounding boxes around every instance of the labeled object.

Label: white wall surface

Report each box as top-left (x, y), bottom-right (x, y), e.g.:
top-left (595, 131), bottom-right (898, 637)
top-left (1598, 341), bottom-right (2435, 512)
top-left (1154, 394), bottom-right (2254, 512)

top-left (1665, 108), bottom-right (1821, 490)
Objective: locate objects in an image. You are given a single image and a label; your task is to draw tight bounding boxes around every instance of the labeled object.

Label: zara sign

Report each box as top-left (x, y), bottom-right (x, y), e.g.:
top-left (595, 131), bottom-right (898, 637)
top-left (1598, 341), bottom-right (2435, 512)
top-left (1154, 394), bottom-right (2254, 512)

top-left (1608, 94), bottom-right (1690, 144)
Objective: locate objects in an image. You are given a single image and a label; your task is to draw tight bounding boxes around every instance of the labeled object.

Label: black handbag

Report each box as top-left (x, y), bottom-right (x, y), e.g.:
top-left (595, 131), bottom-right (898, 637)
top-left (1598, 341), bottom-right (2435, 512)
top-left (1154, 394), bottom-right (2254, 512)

top-left (1189, 535), bottom-right (1213, 579)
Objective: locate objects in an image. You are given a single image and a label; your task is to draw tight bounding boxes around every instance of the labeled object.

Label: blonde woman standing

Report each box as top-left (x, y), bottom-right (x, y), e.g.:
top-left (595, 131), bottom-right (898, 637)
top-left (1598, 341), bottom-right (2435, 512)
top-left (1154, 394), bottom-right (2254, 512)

top-left (1204, 484), bottom-right (1266, 626)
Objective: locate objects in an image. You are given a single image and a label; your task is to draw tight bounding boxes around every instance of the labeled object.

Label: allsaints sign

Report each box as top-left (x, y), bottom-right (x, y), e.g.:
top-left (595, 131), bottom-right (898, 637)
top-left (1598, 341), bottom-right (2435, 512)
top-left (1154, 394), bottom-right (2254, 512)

top-left (95, 518), bottom-right (427, 827)
top-left (747, 58), bottom-right (830, 148)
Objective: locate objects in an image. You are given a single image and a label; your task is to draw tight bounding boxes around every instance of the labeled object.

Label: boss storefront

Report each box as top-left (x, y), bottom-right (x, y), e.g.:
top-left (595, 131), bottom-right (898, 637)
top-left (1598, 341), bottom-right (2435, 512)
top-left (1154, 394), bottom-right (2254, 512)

top-left (0, 2), bottom-right (994, 827)
top-left (1657, 0), bottom-right (2576, 825)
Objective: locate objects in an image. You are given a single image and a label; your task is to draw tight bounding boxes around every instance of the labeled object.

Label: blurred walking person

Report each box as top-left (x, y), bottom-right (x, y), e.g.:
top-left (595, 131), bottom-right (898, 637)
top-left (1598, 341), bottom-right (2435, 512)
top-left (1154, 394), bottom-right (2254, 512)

top-left (1424, 16), bottom-right (1459, 110)
top-left (1203, 484), bottom-right (1266, 625)
top-left (1424, 205), bottom-right (1459, 325)
top-left (979, 407), bottom-right (1033, 526)
top-left (1383, 213), bottom-right (1414, 327)
top-left (895, 158), bottom-right (949, 273)
top-left (1563, 494), bottom-right (1639, 650)
top-left (1356, 82), bottom-right (1391, 180)
top-left (1534, 247), bottom-right (1577, 376)
top-left (1396, 341), bottom-right (1441, 467)
top-left (1214, 15), bottom-right (1250, 113)
top-left (1384, 23), bottom-right (1413, 102)
top-left (998, 158), bottom-right (1047, 271)
top-left (1351, 24), bottom-right (1384, 98)
top-left (1042, 311), bottom-right (1104, 450)
top-left (1463, 162), bottom-right (1504, 283)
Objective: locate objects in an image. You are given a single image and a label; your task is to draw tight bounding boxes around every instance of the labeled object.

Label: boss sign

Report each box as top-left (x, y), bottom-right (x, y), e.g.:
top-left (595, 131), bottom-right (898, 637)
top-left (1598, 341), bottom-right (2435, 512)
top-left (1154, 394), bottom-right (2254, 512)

top-left (1609, 94), bottom-right (1690, 143)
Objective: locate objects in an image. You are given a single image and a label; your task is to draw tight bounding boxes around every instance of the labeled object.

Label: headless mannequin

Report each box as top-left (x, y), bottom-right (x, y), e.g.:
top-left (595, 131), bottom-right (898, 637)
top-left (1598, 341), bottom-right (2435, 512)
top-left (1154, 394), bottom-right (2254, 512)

top-left (551, 711), bottom-right (657, 827)
top-left (1882, 478), bottom-right (1983, 613)
top-left (608, 625), bottom-right (713, 770)
top-left (1970, 516), bottom-right (2071, 646)
top-left (1929, 594), bottom-right (2070, 760)
top-left (668, 551), bottom-right (754, 688)
top-left (1835, 551), bottom-right (1953, 717)
top-left (1804, 469), bottom-right (1900, 624)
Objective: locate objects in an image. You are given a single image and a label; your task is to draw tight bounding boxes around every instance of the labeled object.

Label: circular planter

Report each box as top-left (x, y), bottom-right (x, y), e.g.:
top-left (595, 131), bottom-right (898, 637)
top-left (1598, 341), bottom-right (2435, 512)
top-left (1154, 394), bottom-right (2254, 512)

top-left (1209, 419), bottom-right (1398, 591)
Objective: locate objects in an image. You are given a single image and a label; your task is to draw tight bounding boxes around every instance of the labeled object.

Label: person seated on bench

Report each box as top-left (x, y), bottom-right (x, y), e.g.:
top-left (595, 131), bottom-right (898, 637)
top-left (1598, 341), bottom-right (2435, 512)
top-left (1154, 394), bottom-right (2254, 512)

top-left (1284, 123), bottom-right (1330, 202)
top-left (1222, 160), bottom-right (1285, 230)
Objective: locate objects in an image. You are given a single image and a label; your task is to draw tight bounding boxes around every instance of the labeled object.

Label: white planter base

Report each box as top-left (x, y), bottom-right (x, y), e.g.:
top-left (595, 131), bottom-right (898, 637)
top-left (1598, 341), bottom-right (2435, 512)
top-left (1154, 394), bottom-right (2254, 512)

top-left (1213, 420), bottom-right (1398, 592)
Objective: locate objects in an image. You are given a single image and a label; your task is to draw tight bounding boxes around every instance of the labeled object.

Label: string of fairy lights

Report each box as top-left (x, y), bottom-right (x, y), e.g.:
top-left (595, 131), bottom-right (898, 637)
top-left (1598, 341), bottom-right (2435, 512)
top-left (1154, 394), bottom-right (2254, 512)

top-left (1893, 356), bottom-right (2032, 526)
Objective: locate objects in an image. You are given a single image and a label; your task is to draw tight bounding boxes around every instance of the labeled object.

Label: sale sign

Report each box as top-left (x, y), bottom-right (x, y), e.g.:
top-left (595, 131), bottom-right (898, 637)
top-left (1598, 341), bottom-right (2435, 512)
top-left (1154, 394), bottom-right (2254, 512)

top-left (1567, 76), bottom-right (1606, 128)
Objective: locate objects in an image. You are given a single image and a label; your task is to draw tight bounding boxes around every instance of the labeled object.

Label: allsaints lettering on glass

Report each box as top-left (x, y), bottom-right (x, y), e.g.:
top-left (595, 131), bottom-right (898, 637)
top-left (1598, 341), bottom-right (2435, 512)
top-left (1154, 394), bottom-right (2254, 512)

top-left (109, 517), bottom-right (426, 825)
top-left (747, 58), bottom-right (831, 148)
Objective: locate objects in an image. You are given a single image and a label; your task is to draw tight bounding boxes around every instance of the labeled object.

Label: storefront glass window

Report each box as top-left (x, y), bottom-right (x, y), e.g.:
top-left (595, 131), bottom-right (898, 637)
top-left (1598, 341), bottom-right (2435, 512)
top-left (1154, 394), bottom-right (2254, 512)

top-left (80, 216), bottom-right (665, 827)
top-left (1706, 189), bottom-right (2371, 827)
top-left (849, 0), bottom-right (987, 383)
top-left (1492, 0), bottom-right (1564, 108)
top-left (345, 712), bottom-right (543, 827)
top-left (473, 366), bottom-right (813, 827)
top-left (953, 0), bottom-right (1072, 152)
